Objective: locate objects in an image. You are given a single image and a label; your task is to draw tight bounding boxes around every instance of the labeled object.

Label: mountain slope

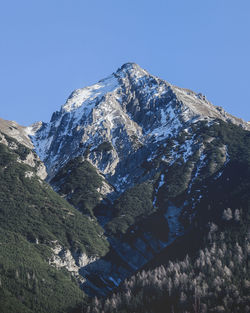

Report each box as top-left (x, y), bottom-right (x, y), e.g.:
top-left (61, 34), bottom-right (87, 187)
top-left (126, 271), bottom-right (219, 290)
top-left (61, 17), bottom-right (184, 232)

top-left (0, 128), bottom-right (109, 312)
top-left (25, 63), bottom-right (250, 298)
top-left (85, 121), bottom-right (250, 313)
top-left (87, 215), bottom-right (250, 313)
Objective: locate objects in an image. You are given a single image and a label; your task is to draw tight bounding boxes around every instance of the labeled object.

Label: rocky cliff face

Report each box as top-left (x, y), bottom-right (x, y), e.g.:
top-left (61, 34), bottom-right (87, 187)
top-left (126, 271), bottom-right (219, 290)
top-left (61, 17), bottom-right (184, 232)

top-left (0, 119), bottom-right (47, 180)
top-left (0, 118), bottom-right (34, 149)
top-left (30, 63), bottom-right (249, 189)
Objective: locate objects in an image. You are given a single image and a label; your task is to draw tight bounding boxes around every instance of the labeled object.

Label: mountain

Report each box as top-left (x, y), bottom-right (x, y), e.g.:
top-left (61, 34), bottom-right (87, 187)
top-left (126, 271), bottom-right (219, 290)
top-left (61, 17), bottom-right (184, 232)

top-left (0, 63), bottom-right (250, 312)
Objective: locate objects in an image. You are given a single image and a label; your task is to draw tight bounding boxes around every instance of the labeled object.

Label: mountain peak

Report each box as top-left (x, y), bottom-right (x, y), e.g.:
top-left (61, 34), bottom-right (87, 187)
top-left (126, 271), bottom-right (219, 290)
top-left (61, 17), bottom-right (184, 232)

top-left (119, 62), bottom-right (141, 70)
top-left (117, 62), bottom-right (149, 78)
top-left (31, 63), bottom-right (250, 180)
top-left (61, 63), bottom-right (148, 114)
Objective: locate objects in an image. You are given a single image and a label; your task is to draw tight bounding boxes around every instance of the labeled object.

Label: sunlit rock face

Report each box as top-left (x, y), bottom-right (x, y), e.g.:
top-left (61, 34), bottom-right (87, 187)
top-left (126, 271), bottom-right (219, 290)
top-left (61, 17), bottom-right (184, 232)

top-left (30, 63), bottom-right (249, 191)
top-left (0, 119), bottom-right (47, 180)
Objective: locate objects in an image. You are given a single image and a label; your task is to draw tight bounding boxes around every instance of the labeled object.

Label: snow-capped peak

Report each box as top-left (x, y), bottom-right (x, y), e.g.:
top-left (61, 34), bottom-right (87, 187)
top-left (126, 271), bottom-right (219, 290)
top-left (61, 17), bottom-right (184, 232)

top-left (61, 63), bottom-right (149, 113)
top-left (62, 74), bottom-right (119, 113)
top-left (30, 62), bottom-right (250, 184)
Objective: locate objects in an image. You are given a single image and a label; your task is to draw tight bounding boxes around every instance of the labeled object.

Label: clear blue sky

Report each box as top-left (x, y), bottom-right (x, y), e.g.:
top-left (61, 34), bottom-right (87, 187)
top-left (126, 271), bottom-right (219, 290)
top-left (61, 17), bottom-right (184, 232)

top-left (1, 0), bottom-right (250, 125)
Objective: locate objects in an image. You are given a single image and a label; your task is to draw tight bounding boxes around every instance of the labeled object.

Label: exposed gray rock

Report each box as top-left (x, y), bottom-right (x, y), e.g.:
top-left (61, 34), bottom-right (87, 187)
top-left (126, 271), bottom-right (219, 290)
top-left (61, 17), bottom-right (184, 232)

top-left (30, 63), bottom-right (249, 191)
top-left (49, 243), bottom-right (97, 280)
top-left (24, 171), bottom-right (34, 178)
top-left (0, 121), bottom-right (47, 180)
top-left (0, 118), bottom-right (34, 149)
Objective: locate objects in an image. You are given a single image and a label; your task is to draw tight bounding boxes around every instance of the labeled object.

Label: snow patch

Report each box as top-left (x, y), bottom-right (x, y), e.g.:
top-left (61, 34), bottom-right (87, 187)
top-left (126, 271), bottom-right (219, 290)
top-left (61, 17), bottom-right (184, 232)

top-left (153, 174), bottom-right (165, 206)
top-left (62, 75), bottom-right (119, 113)
top-left (187, 149), bottom-right (206, 193)
top-left (149, 105), bottom-right (182, 141)
top-left (164, 205), bottom-right (184, 246)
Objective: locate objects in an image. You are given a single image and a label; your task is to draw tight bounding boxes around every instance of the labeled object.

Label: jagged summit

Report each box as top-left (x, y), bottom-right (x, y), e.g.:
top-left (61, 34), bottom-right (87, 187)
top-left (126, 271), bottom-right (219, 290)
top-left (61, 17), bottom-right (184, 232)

top-left (119, 62), bottom-right (138, 69)
top-left (117, 62), bottom-right (150, 77)
top-left (117, 62), bottom-right (147, 73)
top-left (61, 62), bottom-right (149, 114)
top-left (29, 63), bottom-right (250, 184)
top-left (56, 63), bottom-right (248, 129)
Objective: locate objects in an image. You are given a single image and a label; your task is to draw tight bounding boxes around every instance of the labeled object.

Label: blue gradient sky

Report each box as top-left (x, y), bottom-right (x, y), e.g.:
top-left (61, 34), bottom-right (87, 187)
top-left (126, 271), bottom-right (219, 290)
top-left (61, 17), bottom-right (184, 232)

top-left (1, 0), bottom-right (250, 125)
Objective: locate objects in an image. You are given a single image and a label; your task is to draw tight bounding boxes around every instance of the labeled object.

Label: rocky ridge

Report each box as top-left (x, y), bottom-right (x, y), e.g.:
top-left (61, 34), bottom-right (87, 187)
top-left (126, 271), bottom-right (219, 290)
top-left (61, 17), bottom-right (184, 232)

top-left (30, 63), bottom-right (249, 189)
top-left (0, 120), bottom-right (47, 180)
top-left (0, 118), bottom-right (34, 149)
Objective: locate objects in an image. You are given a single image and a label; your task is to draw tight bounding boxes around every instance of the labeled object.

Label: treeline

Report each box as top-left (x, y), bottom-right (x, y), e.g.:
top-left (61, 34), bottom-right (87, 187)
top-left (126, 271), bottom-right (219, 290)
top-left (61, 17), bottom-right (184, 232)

top-left (86, 215), bottom-right (250, 313)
